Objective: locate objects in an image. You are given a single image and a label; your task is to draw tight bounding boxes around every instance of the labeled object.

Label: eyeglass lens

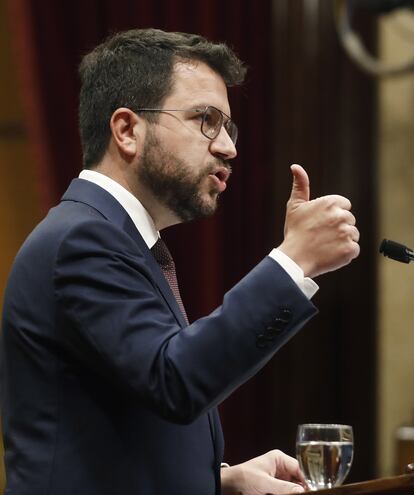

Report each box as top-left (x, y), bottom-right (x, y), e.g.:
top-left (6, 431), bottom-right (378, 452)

top-left (202, 107), bottom-right (238, 145)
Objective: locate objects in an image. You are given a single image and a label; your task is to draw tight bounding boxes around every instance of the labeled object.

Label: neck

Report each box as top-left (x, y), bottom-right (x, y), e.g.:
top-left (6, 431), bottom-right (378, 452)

top-left (92, 162), bottom-right (181, 231)
top-left (130, 182), bottom-right (181, 231)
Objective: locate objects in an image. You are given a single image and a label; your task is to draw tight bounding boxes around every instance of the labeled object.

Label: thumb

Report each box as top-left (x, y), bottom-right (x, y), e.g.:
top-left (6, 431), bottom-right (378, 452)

top-left (289, 164), bottom-right (310, 204)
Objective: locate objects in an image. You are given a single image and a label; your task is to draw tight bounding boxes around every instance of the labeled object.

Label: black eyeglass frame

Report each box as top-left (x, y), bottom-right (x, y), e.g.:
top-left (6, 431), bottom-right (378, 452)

top-left (134, 106), bottom-right (238, 145)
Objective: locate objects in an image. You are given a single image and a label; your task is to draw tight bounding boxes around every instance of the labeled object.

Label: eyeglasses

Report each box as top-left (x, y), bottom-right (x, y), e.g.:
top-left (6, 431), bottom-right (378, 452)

top-left (135, 106), bottom-right (238, 145)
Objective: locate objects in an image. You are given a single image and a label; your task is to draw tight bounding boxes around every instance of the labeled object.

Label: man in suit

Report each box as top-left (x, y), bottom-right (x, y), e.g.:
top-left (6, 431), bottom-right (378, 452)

top-left (0, 29), bottom-right (360, 495)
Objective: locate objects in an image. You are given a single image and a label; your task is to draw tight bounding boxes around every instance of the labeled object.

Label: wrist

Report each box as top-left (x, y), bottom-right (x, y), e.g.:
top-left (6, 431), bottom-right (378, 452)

top-left (221, 464), bottom-right (243, 495)
top-left (278, 242), bottom-right (315, 278)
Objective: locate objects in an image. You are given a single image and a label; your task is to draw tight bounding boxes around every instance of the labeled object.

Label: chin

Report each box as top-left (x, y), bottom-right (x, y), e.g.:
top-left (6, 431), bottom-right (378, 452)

top-left (203, 193), bottom-right (219, 210)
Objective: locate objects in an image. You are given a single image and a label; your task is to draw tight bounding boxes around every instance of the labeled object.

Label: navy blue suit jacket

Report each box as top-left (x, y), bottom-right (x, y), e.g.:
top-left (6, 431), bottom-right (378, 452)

top-left (1, 179), bottom-right (317, 495)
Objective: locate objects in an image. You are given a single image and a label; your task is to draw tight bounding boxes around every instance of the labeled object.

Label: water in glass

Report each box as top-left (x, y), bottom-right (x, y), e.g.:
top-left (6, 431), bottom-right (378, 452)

top-left (296, 424), bottom-right (353, 491)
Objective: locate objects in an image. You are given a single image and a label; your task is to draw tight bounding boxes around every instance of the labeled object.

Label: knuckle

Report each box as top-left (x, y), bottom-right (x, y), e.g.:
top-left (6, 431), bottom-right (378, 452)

top-left (325, 194), bottom-right (351, 211)
top-left (338, 224), bottom-right (350, 236)
top-left (353, 227), bottom-right (360, 241)
top-left (342, 241), bottom-right (359, 259)
top-left (337, 208), bottom-right (351, 223)
top-left (320, 196), bottom-right (336, 208)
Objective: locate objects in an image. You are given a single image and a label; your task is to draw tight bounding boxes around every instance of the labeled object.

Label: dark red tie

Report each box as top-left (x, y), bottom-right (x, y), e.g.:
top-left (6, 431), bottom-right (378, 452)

top-left (151, 237), bottom-right (189, 324)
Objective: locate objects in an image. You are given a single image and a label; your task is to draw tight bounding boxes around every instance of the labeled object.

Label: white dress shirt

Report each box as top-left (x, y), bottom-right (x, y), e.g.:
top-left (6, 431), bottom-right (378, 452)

top-left (79, 170), bottom-right (318, 299)
top-left (79, 169), bottom-right (159, 249)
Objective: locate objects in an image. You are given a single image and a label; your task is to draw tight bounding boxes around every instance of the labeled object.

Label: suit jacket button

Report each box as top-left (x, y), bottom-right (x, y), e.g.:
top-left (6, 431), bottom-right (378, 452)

top-left (265, 326), bottom-right (280, 338)
top-left (279, 308), bottom-right (292, 323)
top-left (266, 316), bottom-right (288, 334)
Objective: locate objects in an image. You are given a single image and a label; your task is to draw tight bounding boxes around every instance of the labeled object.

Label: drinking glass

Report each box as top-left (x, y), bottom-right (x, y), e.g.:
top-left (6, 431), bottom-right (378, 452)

top-left (296, 424), bottom-right (354, 491)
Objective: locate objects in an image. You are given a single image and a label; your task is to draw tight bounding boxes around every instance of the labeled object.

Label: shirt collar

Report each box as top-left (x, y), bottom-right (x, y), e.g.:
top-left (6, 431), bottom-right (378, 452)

top-left (79, 169), bottom-right (159, 249)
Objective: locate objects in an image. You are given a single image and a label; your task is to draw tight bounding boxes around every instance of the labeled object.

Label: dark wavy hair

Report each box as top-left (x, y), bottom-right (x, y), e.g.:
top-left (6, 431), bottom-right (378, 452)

top-left (78, 28), bottom-right (247, 168)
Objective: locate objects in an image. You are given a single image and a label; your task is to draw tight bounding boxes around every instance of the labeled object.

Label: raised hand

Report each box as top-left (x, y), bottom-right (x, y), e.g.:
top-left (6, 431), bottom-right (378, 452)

top-left (278, 164), bottom-right (360, 278)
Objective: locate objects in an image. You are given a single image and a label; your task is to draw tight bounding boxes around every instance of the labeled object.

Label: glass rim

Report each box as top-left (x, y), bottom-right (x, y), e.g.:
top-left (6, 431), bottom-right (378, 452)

top-left (298, 423), bottom-right (352, 429)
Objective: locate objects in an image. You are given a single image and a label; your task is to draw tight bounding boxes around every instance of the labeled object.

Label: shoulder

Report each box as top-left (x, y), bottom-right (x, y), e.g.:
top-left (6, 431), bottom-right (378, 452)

top-left (54, 215), bottom-right (149, 276)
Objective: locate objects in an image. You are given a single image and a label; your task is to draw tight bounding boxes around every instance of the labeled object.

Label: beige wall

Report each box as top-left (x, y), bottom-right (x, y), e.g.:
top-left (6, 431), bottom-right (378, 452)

top-left (378, 10), bottom-right (414, 476)
top-left (0, 0), bottom-right (41, 491)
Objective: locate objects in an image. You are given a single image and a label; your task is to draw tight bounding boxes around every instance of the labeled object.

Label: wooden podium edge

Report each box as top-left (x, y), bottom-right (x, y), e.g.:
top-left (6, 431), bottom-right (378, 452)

top-left (311, 474), bottom-right (414, 495)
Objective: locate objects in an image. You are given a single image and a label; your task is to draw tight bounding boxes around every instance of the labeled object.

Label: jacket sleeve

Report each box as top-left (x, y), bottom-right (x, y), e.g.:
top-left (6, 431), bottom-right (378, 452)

top-left (54, 218), bottom-right (318, 424)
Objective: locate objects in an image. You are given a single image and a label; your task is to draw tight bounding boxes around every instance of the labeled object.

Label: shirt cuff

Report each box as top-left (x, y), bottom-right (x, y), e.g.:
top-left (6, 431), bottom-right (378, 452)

top-left (268, 248), bottom-right (319, 299)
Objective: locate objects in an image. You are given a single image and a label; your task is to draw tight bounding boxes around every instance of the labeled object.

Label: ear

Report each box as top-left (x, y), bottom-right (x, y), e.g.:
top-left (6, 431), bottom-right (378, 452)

top-left (109, 108), bottom-right (144, 157)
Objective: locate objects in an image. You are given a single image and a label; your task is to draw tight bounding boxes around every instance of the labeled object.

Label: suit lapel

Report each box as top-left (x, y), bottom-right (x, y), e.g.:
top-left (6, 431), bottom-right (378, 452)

top-left (62, 179), bottom-right (219, 465)
top-left (61, 179), bottom-right (188, 327)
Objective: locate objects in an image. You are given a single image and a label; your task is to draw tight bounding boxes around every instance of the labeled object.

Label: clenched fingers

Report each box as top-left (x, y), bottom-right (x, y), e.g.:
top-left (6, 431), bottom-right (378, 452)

top-left (349, 225), bottom-right (359, 243)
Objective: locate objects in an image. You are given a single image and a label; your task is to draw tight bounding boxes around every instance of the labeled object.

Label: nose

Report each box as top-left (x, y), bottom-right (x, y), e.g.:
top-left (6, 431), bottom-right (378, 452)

top-left (209, 127), bottom-right (237, 160)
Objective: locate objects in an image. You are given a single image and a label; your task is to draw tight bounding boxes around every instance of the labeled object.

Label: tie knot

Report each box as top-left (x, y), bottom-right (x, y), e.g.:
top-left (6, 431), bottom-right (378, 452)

top-left (151, 238), bottom-right (174, 269)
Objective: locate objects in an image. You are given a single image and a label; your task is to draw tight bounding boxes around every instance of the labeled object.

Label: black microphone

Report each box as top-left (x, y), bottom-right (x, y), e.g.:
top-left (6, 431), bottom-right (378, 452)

top-left (379, 239), bottom-right (414, 264)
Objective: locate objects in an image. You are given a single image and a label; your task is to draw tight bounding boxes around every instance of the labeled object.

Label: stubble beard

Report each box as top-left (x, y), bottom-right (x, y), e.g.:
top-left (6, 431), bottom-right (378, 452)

top-left (138, 130), bottom-right (228, 223)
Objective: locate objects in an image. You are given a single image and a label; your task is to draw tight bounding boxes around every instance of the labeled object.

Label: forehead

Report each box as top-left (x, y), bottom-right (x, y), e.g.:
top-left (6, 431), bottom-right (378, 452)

top-left (164, 61), bottom-right (230, 113)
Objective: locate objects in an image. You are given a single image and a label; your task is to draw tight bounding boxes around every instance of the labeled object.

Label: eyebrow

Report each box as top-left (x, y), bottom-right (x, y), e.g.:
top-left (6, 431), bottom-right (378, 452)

top-left (189, 103), bottom-right (232, 118)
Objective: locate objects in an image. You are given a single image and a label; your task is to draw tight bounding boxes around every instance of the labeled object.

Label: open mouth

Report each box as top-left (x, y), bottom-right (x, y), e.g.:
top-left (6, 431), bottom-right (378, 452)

top-left (214, 168), bottom-right (230, 183)
top-left (208, 167), bottom-right (231, 193)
